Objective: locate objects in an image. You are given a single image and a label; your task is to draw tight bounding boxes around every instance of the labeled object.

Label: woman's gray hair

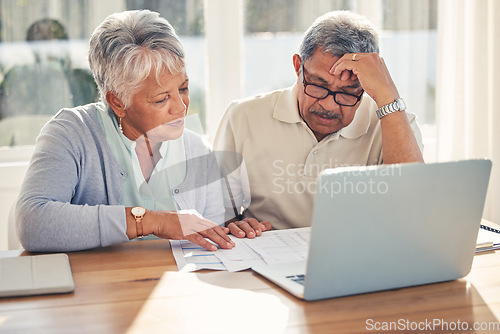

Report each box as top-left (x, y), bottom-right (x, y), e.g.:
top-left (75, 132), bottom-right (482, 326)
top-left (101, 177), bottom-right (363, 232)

top-left (88, 10), bottom-right (185, 109)
top-left (299, 11), bottom-right (379, 61)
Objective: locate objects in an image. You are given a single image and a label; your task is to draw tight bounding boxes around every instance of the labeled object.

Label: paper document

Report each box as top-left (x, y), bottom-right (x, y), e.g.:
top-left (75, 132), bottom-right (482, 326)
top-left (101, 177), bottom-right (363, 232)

top-left (170, 240), bottom-right (226, 271)
top-left (240, 227), bottom-right (310, 264)
top-left (171, 224), bottom-right (497, 271)
top-left (170, 227), bottom-right (311, 272)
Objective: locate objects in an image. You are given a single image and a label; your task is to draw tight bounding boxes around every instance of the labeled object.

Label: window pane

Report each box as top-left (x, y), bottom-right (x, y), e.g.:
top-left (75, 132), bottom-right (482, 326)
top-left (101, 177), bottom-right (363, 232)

top-left (0, 0), bottom-right (94, 147)
top-left (0, 0), bottom-right (206, 148)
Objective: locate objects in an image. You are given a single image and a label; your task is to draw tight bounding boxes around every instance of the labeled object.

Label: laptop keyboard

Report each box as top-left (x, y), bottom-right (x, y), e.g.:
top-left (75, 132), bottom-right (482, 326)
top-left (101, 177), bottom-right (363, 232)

top-left (286, 274), bottom-right (305, 285)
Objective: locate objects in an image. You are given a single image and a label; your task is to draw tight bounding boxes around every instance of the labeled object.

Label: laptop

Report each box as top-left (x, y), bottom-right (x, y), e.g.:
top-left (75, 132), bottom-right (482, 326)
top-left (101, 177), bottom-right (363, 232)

top-left (252, 159), bottom-right (492, 301)
top-left (0, 253), bottom-right (74, 298)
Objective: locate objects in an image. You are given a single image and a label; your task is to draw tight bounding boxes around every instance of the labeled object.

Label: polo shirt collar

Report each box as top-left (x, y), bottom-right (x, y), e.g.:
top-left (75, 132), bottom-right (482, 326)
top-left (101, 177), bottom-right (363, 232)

top-left (336, 94), bottom-right (372, 140)
top-left (273, 83), bottom-right (371, 140)
top-left (273, 84), bottom-right (302, 123)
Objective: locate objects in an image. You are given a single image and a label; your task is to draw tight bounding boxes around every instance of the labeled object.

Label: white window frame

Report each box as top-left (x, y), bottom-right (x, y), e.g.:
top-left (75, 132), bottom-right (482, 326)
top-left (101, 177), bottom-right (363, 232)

top-left (204, 0), bottom-right (243, 141)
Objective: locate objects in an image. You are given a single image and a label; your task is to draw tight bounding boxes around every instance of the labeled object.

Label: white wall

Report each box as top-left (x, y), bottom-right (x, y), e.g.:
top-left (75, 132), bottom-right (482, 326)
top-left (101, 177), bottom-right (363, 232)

top-left (0, 147), bottom-right (32, 250)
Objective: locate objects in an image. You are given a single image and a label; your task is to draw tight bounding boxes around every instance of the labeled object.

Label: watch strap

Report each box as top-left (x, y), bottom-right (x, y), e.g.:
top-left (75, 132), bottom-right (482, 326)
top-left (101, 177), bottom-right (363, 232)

top-left (376, 98), bottom-right (406, 119)
top-left (131, 207), bottom-right (145, 238)
top-left (135, 216), bottom-right (144, 239)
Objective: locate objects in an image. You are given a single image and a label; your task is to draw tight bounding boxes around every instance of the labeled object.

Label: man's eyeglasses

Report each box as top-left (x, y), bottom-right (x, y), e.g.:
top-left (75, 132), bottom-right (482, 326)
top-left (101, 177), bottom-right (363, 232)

top-left (301, 64), bottom-right (363, 107)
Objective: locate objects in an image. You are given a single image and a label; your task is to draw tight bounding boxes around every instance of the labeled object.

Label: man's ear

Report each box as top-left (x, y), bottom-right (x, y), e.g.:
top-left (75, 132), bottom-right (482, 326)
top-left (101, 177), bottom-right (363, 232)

top-left (106, 91), bottom-right (126, 117)
top-left (292, 54), bottom-right (302, 77)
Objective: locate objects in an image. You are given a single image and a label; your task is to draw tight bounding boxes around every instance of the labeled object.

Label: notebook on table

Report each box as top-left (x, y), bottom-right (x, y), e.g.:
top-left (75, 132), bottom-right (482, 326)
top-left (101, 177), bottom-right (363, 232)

top-left (0, 253), bottom-right (74, 298)
top-left (476, 224), bottom-right (500, 252)
top-left (252, 159), bottom-right (492, 301)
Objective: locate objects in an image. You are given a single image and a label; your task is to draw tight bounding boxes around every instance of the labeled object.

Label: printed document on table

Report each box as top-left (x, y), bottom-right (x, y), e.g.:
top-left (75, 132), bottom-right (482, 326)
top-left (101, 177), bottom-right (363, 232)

top-left (170, 240), bottom-right (226, 271)
top-left (242, 227), bottom-right (310, 264)
top-left (215, 237), bottom-right (267, 272)
top-left (170, 227), bottom-right (311, 272)
top-left (170, 238), bottom-right (267, 272)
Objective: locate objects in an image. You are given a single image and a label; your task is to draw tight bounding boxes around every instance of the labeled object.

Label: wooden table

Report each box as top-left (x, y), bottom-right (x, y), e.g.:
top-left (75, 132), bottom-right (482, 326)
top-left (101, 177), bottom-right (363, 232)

top-left (1, 239), bottom-right (500, 334)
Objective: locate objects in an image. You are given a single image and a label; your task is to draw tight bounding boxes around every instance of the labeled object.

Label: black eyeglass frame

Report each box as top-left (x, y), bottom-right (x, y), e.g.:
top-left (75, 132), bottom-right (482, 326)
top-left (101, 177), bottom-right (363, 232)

top-left (301, 63), bottom-right (364, 107)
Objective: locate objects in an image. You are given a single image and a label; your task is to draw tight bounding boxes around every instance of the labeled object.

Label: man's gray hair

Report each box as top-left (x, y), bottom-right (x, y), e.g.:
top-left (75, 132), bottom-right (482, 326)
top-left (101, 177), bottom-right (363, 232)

top-left (299, 11), bottom-right (379, 61)
top-left (88, 10), bottom-right (185, 109)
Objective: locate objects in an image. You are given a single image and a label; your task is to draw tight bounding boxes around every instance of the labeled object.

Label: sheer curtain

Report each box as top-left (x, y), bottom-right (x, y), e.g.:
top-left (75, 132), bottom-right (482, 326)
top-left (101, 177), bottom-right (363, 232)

top-left (436, 0), bottom-right (500, 222)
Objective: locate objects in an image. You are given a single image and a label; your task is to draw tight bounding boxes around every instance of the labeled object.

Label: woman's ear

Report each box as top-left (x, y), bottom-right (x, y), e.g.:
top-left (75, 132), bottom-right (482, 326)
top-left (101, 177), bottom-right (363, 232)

top-left (106, 91), bottom-right (126, 117)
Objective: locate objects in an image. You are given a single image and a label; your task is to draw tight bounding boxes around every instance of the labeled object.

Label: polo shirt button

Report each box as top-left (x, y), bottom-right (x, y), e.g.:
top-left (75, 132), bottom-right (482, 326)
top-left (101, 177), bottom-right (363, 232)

top-left (173, 189), bottom-right (180, 194)
top-left (313, 151), bottom-right (317, 154)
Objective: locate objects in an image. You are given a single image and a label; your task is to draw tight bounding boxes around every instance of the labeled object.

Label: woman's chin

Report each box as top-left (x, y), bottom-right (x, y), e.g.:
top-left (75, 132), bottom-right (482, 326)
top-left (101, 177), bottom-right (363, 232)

top-left (148, 124), bottom-right (185, 142)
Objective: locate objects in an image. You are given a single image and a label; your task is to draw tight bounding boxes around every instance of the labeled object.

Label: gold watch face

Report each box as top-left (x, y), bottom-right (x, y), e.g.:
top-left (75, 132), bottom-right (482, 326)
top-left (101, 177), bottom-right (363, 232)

top-left (131, 206), bottom-right (146, 217)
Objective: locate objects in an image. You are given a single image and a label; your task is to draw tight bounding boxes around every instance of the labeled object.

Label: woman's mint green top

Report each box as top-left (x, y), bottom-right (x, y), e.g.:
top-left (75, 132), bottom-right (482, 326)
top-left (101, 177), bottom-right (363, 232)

top-left (96, 105), bottom-right (186, 211)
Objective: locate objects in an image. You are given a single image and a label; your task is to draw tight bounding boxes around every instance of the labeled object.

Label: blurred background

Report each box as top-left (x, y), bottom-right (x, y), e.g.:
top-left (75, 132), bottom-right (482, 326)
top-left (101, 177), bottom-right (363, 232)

top-left (0, 0), bottom-right (437, 155)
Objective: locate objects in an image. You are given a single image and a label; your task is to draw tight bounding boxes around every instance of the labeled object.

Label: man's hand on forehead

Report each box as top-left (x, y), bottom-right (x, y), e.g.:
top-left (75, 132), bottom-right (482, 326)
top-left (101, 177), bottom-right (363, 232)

top-left (328, 52), bottom-right (400, 107)
top-left (335, 67), bottom-right (358, 82)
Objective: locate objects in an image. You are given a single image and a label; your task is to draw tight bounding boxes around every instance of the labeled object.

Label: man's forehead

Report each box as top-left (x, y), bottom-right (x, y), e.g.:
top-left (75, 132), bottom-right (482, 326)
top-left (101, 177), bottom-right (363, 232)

top-left (303, 59), bottom-right (360, 89)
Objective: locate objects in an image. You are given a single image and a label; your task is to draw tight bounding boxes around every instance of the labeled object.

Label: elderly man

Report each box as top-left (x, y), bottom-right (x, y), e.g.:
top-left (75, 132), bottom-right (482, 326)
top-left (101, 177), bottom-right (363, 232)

top-left (214, 11), bottom-right (423, 235)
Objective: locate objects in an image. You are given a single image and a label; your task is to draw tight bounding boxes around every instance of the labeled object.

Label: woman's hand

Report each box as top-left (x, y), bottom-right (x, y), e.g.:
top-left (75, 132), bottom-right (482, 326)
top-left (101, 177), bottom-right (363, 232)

top-left (227, 217), bottom-right (272, 239)
top-left (152, 209), bottom-right (235, 251)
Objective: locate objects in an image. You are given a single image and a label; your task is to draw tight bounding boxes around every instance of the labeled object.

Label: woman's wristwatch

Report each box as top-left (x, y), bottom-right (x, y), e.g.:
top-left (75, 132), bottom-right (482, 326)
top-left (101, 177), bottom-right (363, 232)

top-left (131, 206), bottom-right (146, 238)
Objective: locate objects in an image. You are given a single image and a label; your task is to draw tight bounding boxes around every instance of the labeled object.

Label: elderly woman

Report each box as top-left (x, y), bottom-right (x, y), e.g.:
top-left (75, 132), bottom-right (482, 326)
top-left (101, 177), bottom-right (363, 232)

top-left (15, 10), bottom-right (261, 252)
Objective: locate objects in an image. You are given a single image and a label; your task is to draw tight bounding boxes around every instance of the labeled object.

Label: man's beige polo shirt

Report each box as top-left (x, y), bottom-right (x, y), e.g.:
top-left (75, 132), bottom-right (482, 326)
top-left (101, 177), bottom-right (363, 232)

top-left (213, 84), bottom-right (423, 230)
